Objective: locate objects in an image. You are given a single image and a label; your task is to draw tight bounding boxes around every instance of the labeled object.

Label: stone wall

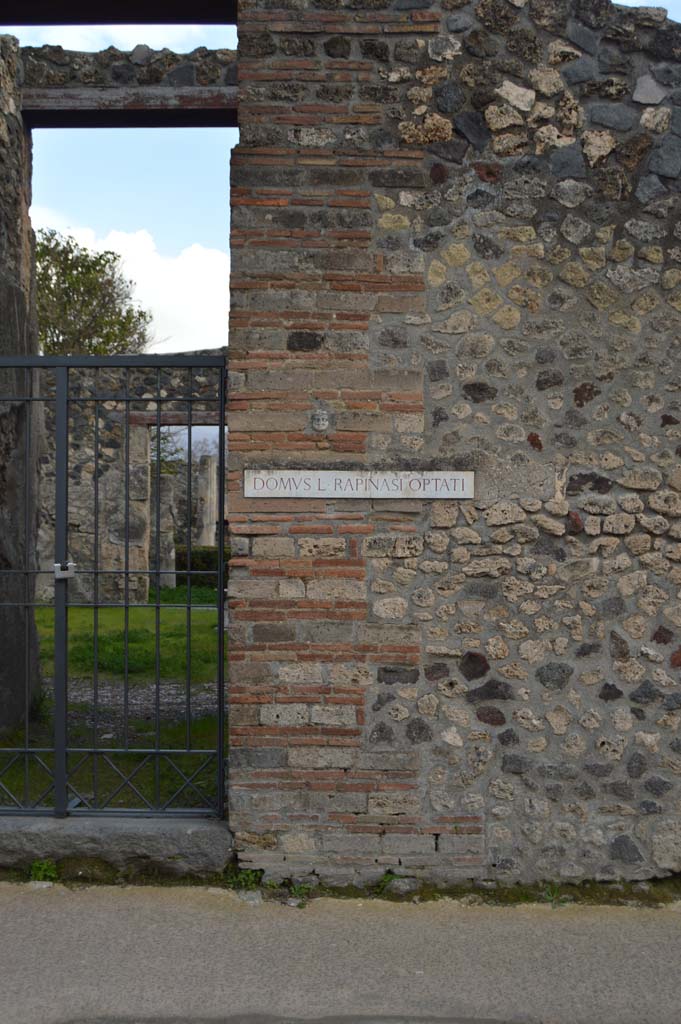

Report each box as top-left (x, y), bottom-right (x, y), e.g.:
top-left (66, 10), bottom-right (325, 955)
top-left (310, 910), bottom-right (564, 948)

top-left (229, 0), bottom-right (681, 885)
top-left (0, 36), bottom-right (41, 732)
top-left (36, 364), bottom-right (224, 605)
top-left (21, 44), bottom-right (237, 90)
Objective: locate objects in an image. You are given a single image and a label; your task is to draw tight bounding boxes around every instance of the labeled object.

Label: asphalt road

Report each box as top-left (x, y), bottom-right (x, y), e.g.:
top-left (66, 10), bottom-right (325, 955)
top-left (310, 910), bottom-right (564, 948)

top-left (1, 883), bottom-right (680, 1024)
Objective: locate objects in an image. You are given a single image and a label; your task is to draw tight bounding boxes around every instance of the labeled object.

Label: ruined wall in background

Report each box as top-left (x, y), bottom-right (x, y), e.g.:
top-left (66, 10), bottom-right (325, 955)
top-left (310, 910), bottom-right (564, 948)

top-left (21, 43), bottom-right (237, 90)
top-left (0, 36), bottom-right (41, 732)
top-left (229, 0), bottom-right (681, 886)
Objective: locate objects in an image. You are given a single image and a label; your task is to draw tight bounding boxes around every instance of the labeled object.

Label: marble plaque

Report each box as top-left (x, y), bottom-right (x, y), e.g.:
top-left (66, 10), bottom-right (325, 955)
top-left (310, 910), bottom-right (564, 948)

top-left (244, 469), bottom-right (474, 499)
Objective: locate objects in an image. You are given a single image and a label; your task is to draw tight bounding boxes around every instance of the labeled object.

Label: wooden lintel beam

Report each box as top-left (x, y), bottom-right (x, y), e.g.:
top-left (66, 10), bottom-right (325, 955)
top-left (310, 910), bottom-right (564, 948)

top-left (1, 1), bottom-right (237, 25)
top-left (22, 86), bottom-right (238, 128)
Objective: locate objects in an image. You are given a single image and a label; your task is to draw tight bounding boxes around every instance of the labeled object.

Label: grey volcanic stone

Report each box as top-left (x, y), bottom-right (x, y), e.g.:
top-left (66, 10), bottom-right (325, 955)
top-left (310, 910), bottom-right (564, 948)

top-left (434, 81), bottom-right (465, 115)
top-left (550, 143), bottom-right (587, 179)
top-left (610, 835), bottom-right (644, 864)
top-left (537, 663), bottom-right (574, 690)
top-left (427, 139), bottom-right (470, 164)
top-left (459, 651), bottom-right (491, 680)
top-left (633, 74), bottom-right (667, 105)
top-left (0, 818), bottom-right (233, 878)
top-left (649, 135), bottom-right (681, 178)
top-left (609, 631), bottom-right (630, 660)
top-left (627, 753), bottom-right (647, 778)
top-left (466, 678), bottom-right (514, 703)
top-left (598, 684), bottom-right (622, 700)
top-left (502, 754), bottom-right (532, 775)
top-left (590, 104), bottom-right (636, 131)
top-left (652, 63), bottom-right (681, 88)
top-left (378, 666), bottom-right (419, 686)
top-left (630, 680), bottom-right (663, 705)
top-left (565, 19), bottom-right (599, 54)
top-left (447, 12), bottom-right (473, 31)
top-left (635, 174), bottom-right (667, 203)
top-left (406, 718), bottom-right (433, 744)
top-left (562, 56), bottom-right (597, 85)
top-left (454, 112), bottom-right (491, 151)
top-left (645, 776), bottom-right (673, 796)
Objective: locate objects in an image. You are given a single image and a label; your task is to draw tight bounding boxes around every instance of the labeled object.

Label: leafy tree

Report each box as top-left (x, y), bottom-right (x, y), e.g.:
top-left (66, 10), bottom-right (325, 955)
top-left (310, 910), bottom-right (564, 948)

top-left (36, 229), bottom-right (153, 355)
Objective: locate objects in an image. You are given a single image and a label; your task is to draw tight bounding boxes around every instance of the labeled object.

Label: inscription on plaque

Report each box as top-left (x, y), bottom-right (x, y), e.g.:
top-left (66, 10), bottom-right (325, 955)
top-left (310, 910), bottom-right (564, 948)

top-left (244, 470), bottom-right (474, 499)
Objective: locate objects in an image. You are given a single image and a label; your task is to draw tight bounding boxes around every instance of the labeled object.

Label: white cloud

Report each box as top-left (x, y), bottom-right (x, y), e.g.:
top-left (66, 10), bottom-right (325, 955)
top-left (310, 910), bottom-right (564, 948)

top-left (31, 205), bottom-right (229, 353)
top-left (0, 24), bottom-right (236, 53)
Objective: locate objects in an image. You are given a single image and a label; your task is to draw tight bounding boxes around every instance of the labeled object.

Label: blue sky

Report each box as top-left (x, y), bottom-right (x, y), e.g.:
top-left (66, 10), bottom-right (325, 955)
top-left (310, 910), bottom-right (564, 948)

top-left (0, 7), bottom-right (679, 349)
top-left (0, 24), bottom-right (237, 351)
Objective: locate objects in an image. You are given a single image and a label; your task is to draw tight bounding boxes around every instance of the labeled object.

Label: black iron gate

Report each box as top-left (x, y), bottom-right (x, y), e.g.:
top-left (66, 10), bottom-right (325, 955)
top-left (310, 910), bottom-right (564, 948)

top-left (0, 355), bottom-right (227, 817)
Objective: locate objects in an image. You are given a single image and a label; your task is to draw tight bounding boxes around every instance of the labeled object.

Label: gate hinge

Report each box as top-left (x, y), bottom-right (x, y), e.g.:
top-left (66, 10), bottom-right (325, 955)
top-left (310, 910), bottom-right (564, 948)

top-left (54, 561), bottom-right (77, 580)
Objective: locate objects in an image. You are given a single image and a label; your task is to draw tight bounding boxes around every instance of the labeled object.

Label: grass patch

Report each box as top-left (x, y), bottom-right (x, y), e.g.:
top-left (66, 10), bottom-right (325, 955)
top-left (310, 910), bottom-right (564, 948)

top-left (35, 601), bottom-right (225, 684)
top-left (0, 706), bottom-right (223, 812)
top-left (30, 859), bottom-right (58, 882)
top-left (148, 584), bottom-right (219, 606)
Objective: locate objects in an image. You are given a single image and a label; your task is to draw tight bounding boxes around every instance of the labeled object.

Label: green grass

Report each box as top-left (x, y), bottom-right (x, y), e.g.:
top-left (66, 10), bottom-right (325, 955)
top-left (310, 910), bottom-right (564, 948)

top-left (0, 703), bottom-right (224, 812)
top-left (35, 600), bottom-right (225, 684)
top-left (2, 586), bottom-right (227, 811)
top-left (148, 584), bottom-right (219, 606)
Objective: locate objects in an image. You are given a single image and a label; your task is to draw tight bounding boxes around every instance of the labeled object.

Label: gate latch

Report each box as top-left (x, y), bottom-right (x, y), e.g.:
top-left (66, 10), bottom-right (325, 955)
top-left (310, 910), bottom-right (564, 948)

top-left (54, 561), bottom-right (77, 580)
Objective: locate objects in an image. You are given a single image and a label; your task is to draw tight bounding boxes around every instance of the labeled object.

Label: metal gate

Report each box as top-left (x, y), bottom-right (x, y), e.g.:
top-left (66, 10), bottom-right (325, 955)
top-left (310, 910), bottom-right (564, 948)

top-left (0, 355), bottom-right (227, 817)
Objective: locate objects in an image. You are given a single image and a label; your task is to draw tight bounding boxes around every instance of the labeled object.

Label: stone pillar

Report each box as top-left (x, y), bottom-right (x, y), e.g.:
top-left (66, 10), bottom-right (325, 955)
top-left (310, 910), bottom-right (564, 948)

top-left (195, 454), bottom-right (218, 547)
top-left (0, 36), bottom-right (41, 733)
top-left (158, 475), bottom-right (177, 590)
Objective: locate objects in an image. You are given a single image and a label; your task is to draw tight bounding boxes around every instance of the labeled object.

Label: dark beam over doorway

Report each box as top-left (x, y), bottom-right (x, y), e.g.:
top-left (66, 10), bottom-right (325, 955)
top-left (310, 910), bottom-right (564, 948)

top-left (1, 1), bottom-right (237, 26)
top-left (22, 85), bottom-right (238, 129)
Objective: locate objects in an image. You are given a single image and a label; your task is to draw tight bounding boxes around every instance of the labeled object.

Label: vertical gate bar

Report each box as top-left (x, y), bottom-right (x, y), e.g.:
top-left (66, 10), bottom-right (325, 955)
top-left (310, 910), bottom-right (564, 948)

top-left (53, 366), bottom-right (69, 817)
top-left (23, 366), bottom-right (32, 807)
top-left (154, 369), bottom-right (162, 807)
top-left (123, 368), bottom-right (130, 749)
top-left (92, 373), bottom-right (100, 806)
top-left (185, 369), bottom-right (193, 752)
top-left (216, 361), bottom-right (226, 818)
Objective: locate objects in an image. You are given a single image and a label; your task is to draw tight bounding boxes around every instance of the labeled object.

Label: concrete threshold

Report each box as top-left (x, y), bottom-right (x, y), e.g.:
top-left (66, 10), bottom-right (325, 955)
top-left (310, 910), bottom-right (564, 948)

top-left (0, 816), bottom-right (233, 878)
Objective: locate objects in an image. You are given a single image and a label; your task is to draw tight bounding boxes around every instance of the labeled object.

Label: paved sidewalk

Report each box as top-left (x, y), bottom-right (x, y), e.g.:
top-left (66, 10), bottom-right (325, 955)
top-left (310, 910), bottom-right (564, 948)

top-left (1, 883), bottom-right (680, 1024)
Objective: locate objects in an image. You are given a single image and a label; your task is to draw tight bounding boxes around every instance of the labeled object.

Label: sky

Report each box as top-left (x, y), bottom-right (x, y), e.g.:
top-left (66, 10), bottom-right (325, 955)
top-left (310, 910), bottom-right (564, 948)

top-left (0, 6), bottom-right (680, 351)
top-left (0, 23), bottom-right (238, 353)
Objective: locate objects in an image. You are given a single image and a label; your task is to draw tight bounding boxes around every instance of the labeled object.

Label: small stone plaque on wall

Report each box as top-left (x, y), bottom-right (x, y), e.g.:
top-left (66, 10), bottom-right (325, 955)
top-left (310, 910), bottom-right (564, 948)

top-left (244, 470), bottom-right (474, 499)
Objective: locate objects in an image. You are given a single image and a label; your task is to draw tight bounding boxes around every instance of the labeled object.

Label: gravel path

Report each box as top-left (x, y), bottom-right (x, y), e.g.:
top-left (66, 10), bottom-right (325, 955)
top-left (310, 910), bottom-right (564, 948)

top-left (43, 677), bottom-right (219, 731)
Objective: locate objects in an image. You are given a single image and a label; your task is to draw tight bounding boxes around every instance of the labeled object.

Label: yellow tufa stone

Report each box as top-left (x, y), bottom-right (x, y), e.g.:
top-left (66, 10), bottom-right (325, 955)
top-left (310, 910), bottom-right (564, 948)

top-left (398, 112), bottom-right (453, 145)
top-left (547, 244), bottom-right (571, 264)
top-left (493, 132), bottom-right (529, 156)
top-left (442, 242), bottom-right (471, 267)
top-left (525, 265), bottom-right (553, 287)
top-left (427, 259), bottom-right (448, 288)
top-left (631, 291), bottom-right (659, 315)
top-left (661, 269), bottom-right (681, 290)
top-left (470, 287), bottom-right (503, 316)
top-left (668, 289), bottom-right (681, 312)
top-left (640, 106), bottom-right (672, 133)
top-left (493, 305), bottom-right (522, 329)
top-left (498, 225), bottom-right (536, 242)
top-left (638, 245), bottom-right (664, 264)
top-left (378, 212), bottom-right (410, 230)
top-left (495, 262), bottom-right (521, 287)
top-left (466, 261), bottom-right (491, 289)
top-left (559, 262), bottom-right (590, 288)
top-left (612, 238), bottom-right (635, 262)
top-left (609, 310), bottom-right (641, 333)
top-left (582, 130), bottom-right (617, 167)
top-left (579, 246), bottom-right (607, 271)
top-left (507, 285), bottom-right (542, 312)
top-left (528, 65), bottom-right (564, 97)
top-left (376, 194), bottom-right (395, 212)
top-left (586, 279), bottom-right (619, 309)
